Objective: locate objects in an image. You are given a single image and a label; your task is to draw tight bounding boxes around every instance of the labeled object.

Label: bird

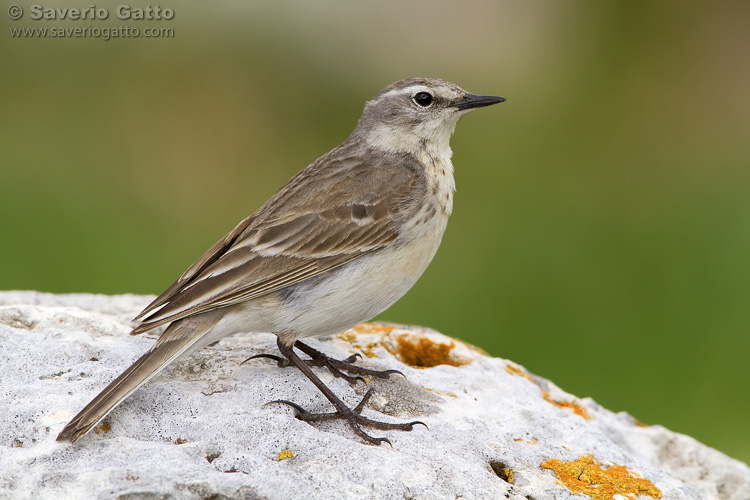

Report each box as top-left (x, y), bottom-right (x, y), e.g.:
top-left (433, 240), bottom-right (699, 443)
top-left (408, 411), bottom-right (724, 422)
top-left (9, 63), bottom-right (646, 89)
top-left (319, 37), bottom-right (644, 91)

top-left (56, 77), bottom-right (505, 445)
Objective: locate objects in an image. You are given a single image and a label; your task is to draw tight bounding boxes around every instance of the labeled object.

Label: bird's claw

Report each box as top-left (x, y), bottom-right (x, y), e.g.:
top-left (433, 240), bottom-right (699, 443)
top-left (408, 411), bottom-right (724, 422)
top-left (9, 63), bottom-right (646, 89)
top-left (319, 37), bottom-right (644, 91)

top-left (267, 388), bottom-right (425, 446)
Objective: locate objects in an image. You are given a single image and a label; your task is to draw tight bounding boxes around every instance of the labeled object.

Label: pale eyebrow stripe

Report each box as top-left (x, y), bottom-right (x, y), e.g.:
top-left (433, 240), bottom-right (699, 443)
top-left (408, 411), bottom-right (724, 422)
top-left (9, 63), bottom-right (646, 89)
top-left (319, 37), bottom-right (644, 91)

top-left (374, 86), bottom-right (429, 101)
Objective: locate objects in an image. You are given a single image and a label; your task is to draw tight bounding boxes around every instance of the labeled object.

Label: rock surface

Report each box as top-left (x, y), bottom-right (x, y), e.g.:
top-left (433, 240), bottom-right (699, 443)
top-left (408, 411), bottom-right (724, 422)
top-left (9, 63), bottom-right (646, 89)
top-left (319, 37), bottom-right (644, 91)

top-left (1, 291), bottom-right (749, 500)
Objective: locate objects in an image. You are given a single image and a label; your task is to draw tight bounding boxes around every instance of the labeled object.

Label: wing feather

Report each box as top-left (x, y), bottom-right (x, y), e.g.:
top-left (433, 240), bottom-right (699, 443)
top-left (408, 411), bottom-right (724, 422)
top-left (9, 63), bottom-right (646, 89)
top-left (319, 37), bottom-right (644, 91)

top-left (132, 146), bottom-right (425, 335)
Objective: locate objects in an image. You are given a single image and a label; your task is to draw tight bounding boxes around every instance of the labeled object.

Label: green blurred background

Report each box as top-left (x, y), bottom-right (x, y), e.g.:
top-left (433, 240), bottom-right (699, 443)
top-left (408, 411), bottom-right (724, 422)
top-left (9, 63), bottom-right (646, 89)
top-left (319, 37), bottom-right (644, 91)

top-left (2, 1), bottom-right (749, 463)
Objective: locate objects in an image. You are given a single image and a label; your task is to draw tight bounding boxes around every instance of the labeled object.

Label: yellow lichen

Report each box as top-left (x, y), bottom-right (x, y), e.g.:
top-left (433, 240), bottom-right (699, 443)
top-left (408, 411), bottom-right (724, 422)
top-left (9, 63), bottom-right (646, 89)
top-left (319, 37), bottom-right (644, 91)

top-left (490, 462), bottom-right (515, 484)
top-left (337, 323), bottom-right (397, 357)
top-left (94, 422), bottom-right (110, 435)
top-left (351, 323), bottom-right (397, 336)
top-left (337, 330), bottom-right (357, 343)
top-left (425, 387), bottom-right (458, 398)
top-left (504, 468), bottom-right (514, 483)
top-left (541, 454), bottom-right (662, 500)
top-left (278, 449), bottom-right (293, 461)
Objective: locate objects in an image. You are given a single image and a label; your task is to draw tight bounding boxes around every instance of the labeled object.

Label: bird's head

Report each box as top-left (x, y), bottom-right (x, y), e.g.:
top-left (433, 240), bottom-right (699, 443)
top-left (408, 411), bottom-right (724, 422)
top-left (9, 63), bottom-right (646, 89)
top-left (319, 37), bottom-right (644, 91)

top-left (355, 77), bottom-right (505, 156)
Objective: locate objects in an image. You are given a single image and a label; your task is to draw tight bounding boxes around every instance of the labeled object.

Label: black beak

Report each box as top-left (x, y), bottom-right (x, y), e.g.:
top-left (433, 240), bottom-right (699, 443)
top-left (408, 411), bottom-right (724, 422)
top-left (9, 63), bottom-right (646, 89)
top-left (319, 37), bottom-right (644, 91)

top-left (454, 93), bottom-right (506, 111)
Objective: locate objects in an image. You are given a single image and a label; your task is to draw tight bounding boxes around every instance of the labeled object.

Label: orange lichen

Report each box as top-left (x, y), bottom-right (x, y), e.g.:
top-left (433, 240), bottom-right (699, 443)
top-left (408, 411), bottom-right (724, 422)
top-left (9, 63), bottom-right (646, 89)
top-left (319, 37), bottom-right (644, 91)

top-left (454, 338), bottom-right (488, 356)
top-left (94, 422), bottom-right (110, 435)
top-left (506, 363), bottom-right (534, 382)
top-left (425, 387), bottom-right (458, 398)
top-left (337, 331), bottom-right (357, 343)
top-left (351, 323), bottom-right (397, 336)
top-left (506, 363), bottom-right (591, 420)
top-left (514, 438), bottom-right (538, 445)
top-left (542, 390), bottom-right (591, 420)
top-left (541, 454), bottom-right (661, 500)
top-left (278, 449), bottom-right (293, 461)
top-left (339, 323), bottom-right (472, 368)
top-left (384, 333), bottom-right (470, 368)
top-left (503, 468), bottom-right (514, 484)
top-left (337, 323), bottom-right (397, 358)
top-left (489, 462), bottom-right (515, 484)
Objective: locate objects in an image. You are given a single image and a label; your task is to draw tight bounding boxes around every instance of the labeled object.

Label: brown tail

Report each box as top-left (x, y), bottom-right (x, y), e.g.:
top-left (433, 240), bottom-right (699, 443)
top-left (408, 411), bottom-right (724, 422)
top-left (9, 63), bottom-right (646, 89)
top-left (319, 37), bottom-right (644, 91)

top-left (57, 314), bottom-right (219, 443)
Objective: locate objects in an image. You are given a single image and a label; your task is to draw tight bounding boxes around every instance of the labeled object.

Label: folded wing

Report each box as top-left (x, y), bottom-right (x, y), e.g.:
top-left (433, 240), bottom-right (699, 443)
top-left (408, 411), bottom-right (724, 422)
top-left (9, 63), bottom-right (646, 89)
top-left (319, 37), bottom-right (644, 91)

top-left (132, 150), bottom-right (425, 334)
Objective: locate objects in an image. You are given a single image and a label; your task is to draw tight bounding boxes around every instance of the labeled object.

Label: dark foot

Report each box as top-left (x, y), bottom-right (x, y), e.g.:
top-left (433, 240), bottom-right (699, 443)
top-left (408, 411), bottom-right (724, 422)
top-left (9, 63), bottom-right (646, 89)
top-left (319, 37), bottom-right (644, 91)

top-left (240, 352), bottom-right (289, 367)
top-left (261, 338), bottom-right (425, 445)
top-left (295, 340), bottom-right (405, 383)
top-left (242, 340), bottom-right (404, 385)
top-left (269, 388), bottom-right (427, 446)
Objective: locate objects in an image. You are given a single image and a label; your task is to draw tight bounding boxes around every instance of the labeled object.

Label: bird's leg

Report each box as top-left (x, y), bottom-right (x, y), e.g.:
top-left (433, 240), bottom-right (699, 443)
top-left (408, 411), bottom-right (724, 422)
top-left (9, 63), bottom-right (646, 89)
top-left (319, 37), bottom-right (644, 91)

top-left (294, 340), bottom-right (405, 382)
top-left (242, 340), bottom-right (404, 385)
top-left (270, 338), bottom-right (426, 445)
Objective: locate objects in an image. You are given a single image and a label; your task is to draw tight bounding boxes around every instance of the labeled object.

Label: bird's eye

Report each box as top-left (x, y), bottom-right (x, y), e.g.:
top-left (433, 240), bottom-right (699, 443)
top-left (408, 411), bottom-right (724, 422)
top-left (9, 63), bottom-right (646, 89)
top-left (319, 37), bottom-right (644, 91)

top-left (413, 92), bottom-right (433, 107)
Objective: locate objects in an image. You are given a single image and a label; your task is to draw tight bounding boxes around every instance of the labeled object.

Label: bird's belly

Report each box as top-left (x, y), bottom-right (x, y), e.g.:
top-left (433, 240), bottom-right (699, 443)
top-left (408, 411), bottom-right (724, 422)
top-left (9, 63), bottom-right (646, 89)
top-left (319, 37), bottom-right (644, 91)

top-left (273, 214), bottom-right (448, 341)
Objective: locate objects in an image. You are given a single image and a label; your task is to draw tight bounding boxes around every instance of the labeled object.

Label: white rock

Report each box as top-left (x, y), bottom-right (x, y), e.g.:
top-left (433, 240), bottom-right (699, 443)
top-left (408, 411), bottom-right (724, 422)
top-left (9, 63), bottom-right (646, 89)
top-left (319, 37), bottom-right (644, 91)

top-left (1, 291), bottom-right (748, 500)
